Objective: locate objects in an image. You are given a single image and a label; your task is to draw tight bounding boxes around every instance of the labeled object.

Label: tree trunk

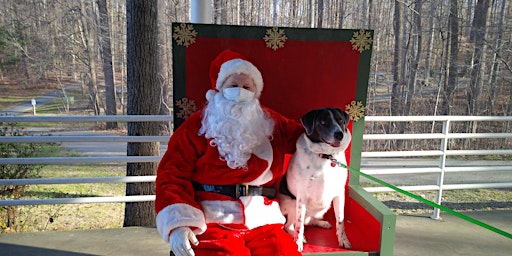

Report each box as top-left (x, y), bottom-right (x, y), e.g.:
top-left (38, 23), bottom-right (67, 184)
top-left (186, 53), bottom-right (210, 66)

top-left (487, 0), bottom-right (506, 114)
top-left (404, 0), bottom-right (422, 117)
top-left (79, 0), bottom-right (102, 116)
top-left (444, 0), bottom-right (459, 115)
top-left (423, 2), bottom-right (435, 81)
top-left (468, 0), bottom-right (491, 116)
top-left (338, 0), bottom-right (344, 28)
top-left (158, 0), bottom-right (171, 133)
top-left (317, 0), bottom-right (324, 28)
top-left (213, 0), bottom-right (220, 24)
top-left (391, 0), bottom-right (403, 118)
top-left (97, 0), bottom-right (118, 129)
top-left (124, 0), bottom-right (160, 227)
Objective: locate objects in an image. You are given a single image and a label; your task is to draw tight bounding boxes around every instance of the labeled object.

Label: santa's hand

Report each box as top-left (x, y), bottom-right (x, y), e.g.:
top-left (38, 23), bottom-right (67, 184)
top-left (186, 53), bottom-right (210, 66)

top-left (169, 227), bottom-right (199, 256)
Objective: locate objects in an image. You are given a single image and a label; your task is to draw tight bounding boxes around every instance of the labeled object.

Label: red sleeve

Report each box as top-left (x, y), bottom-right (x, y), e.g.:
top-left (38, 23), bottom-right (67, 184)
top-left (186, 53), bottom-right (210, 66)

top-left (155, 110), bottom-right (206, 213)
top-left (264, 106), bottom-right (304, 154)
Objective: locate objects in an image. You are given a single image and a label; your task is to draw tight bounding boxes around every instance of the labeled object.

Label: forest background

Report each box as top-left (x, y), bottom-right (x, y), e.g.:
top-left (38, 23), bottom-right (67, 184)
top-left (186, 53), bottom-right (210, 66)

top-left (0, 0), bottom-right (511, 120)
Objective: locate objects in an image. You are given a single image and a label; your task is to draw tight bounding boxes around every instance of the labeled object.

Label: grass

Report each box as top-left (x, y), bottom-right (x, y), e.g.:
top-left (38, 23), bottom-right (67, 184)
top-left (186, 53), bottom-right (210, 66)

top-left (0, 134), bottom-right (127, 233)
top-left (2, 163), bottom-right (127, 233)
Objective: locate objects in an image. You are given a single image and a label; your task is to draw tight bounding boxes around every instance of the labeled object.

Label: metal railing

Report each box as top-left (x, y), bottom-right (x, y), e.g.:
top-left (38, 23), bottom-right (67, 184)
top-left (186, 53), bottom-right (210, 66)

top-left (1, 115), bottom-right (511, 220)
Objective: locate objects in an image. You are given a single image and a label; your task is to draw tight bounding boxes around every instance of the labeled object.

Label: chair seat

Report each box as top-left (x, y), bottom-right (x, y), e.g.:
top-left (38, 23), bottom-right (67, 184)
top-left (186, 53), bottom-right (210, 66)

top-left (303, 196), bottom-right (381, 254)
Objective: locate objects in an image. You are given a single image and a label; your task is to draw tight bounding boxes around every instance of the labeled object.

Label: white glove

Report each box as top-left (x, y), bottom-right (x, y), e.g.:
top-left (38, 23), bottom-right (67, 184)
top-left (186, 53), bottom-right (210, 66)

top-left (169, 227), bottom-right (199, 256)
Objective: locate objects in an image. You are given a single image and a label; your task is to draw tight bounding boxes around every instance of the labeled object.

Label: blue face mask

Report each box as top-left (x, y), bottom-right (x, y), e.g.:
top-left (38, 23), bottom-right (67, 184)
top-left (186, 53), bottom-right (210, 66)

top-left (222, 88), bottom-right (255, 102)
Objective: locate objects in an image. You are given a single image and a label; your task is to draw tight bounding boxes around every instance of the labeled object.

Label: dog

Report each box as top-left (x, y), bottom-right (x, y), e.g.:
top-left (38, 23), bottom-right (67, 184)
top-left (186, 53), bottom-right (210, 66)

top-left (279, 108), bottom-right (352, 252)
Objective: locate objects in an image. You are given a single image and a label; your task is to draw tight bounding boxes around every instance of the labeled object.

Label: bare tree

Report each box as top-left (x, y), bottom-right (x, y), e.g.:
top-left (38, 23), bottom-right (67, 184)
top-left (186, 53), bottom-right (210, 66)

top-left (423, 2), bottom-right (436, 82)
top-left (444, 0), bottom-right (460, 115)
top-left (391, 0), bottom-right (403, 117)
top-left (468, 0), bottom-right (491, 117)
top-left (487, 0), bottom-right (507, 114)
top-left (317, 0), bottom-right (324, 28)
top-left (124, 0), bottom-right (160, 227)
top-left (79, 0), bottom-right (102, 115)
top-left (403, 0), bottom-right (422, 117)
top-left (97, 0), bottom-right (118, 129)
top-left (158, 0), bottom-right (172, 133)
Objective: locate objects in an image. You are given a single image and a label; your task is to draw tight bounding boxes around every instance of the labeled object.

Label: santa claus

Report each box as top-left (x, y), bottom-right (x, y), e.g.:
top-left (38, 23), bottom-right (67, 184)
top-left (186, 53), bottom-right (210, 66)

top-left (155, 50), bottom-right (304, 256)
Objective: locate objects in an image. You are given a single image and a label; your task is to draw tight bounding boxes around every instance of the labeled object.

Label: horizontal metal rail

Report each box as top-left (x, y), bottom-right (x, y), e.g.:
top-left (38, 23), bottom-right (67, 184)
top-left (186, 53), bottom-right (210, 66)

top-left (0, 115), bottom-right (173, 122)
top-left (0, 176), bottom-right (157, 186)
top-left (0, 115), bottom-right (511, 218)
top-left (364, 115), bottom-right (512, 122)
top-left (0, 156), bottom-right (161, 164)
top-left (0, 135), bottom-right (169, 143)
top-left (0, 196), bottom-right (156, 206)
top-left (364, 182), bottom-right (512, 193)
top-left (362, 165), bottom-right (512, 175)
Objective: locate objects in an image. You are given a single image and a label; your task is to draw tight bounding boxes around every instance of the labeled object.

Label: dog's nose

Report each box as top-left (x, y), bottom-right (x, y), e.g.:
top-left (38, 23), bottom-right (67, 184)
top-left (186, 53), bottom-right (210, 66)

top-left (334, 131), bottom-right (344, 140)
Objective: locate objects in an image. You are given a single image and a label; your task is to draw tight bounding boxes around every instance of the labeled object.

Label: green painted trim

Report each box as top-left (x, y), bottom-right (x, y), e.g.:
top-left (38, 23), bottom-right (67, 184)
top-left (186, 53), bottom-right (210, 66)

top-left (180, 23), bottom-right (365, 41)
top-left (172, 39), bottom-right (187, 129)
top-left (348, 29), bottom-right (373, 185)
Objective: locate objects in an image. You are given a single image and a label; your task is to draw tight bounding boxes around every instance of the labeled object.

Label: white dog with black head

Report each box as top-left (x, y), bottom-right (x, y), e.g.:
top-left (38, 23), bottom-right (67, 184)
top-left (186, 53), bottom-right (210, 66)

top-left (279, 108), bottom-right (352, 252)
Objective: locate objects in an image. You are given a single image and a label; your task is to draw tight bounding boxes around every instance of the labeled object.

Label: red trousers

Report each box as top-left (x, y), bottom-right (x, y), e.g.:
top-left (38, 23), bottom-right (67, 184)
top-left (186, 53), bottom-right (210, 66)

top-left (192, 223), bottom-right (301, 256)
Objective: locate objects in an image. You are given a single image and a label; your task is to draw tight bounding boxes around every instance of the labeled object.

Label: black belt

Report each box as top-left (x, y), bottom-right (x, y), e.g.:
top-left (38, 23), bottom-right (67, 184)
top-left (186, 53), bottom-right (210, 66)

top-left (193, 182), bottom-right (277, 199)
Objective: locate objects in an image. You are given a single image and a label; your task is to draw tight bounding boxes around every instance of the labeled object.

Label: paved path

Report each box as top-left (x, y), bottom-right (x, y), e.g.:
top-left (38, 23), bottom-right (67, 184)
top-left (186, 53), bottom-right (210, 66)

top-left (0, 83), bottom-right (81, 116)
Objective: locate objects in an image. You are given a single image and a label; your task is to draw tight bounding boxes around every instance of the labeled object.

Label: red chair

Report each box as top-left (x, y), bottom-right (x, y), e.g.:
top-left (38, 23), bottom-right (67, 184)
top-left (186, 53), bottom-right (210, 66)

top-left (171, 23), bottom-right (396, 255)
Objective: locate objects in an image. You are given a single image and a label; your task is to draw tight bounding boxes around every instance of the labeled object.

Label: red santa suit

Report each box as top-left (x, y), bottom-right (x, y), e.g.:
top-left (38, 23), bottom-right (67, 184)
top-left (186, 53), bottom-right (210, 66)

top-left (155, 50), bottom-right (304, 255)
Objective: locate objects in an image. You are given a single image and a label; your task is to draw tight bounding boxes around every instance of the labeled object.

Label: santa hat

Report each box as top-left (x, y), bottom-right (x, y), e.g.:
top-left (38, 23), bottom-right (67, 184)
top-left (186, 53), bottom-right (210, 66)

top-left (209, 50), bottom-right (264, 98)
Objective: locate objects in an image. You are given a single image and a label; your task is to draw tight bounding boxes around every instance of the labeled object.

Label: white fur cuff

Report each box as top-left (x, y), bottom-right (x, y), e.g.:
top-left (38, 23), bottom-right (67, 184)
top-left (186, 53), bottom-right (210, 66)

top-left (156, 203), bottom-right (207, 242)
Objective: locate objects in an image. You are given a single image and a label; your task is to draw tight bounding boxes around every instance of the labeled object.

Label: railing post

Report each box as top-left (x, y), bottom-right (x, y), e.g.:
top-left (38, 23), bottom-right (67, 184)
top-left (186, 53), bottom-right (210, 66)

top-left (431, 119), bottom-right (450, 220)
top-left (190, 0), bottom-right (212, 24)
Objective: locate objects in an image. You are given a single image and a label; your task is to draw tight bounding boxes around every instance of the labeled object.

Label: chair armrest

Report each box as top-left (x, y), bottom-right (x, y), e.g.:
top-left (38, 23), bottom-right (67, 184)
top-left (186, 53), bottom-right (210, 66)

top-left (349, 185), bottom-right (396, 256)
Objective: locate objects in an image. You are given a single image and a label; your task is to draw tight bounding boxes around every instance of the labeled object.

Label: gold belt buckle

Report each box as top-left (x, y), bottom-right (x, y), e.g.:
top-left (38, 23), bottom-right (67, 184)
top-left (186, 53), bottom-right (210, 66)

top-left (244, 184), bottom-right (249, 196)
top-left (235, 184), bottom-right (250, 198)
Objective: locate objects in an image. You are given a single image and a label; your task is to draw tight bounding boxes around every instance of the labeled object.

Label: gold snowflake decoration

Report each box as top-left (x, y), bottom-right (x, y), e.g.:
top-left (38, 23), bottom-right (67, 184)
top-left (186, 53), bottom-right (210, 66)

top-left (263, 27), bottom-right (287, 51)
top-left (173, 23), bottom-right (198, 47)
top-left (175, 97), bottom-right (198, 119)
top-left (350, 30), bottom-right (373, 53)
top-left (345, 100), bottom-right (366, 122)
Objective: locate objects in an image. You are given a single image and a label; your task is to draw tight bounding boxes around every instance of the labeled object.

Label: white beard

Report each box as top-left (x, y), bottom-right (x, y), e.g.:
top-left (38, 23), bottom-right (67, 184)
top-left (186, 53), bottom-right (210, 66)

top-left (199, 90), bottom-right (274, 169)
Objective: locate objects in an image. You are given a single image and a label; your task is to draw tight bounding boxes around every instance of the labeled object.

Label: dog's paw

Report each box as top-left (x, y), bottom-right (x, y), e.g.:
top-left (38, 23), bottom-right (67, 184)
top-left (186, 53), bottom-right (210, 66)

top-left (295, 239), bottom-right (304, 252)
top-left (336, 222), bottom-right (352, 249)
top-left (312, 219), bottom-right (332, 229)
top-left (294, 234), bottom-right (307, 252)
top-left (338, 234), bottom-right (352, 249)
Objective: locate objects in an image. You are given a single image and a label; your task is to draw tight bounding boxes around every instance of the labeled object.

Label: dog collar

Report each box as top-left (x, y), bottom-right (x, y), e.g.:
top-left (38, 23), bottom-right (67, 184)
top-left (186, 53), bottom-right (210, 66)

top-left (320, 153), bottom-right (332, 159)
top-left (319, 154), bottom-right (337, 167)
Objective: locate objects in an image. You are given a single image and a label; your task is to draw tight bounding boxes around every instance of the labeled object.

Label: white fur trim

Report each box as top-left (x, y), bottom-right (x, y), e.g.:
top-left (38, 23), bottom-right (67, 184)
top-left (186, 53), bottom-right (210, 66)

top-left (239, 196), bottom-right (286, 229)
top-left (216, 59), bottom-right (264, 98)
top-left (205, 89), bottom-right (216, 101)
top-left (156, 204), bottom-right (207, 242)
top-left (181, 197), bottom-right (284, 232)
top-left (200, 200), bottom-right (244, 224)
top-left (247, 138), bottom-right (273, 185)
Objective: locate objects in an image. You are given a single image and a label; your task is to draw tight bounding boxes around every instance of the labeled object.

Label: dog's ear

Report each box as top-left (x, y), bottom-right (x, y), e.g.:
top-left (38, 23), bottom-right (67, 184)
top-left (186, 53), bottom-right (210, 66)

top-left (301, 109), bottom-right (319, 135)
